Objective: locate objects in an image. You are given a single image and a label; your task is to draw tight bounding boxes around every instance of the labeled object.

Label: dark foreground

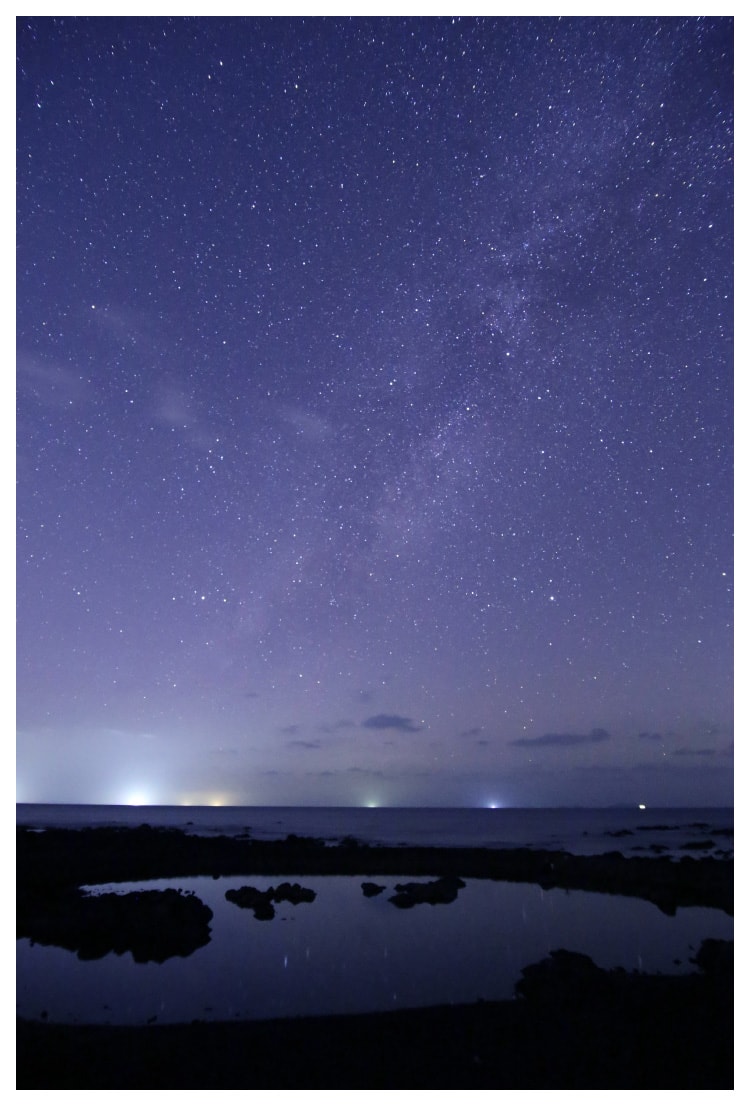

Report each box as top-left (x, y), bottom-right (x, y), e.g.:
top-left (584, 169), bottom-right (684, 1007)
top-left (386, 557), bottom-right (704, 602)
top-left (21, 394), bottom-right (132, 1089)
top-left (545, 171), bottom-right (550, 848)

top-left (17, 823), bottom-right (734, 1089)
top-left (17, 945), bottom-right (733, 1089)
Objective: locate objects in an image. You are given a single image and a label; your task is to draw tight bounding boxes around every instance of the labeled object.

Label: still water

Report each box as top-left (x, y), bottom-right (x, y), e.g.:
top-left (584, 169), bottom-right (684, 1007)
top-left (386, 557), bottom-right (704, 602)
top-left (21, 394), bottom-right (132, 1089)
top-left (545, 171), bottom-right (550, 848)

top-left (16, 873), bottom-right (733, 1025)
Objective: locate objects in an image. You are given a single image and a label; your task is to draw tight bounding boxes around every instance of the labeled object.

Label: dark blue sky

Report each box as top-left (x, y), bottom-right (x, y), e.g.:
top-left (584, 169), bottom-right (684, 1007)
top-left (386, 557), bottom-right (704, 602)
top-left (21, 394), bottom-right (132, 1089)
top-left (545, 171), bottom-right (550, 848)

top-left (16, 16), bottom-right (733, 807)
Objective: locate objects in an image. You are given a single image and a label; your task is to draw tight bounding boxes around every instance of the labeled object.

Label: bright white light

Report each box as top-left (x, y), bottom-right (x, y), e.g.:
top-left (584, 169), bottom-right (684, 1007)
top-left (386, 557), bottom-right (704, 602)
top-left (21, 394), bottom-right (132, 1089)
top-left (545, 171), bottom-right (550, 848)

top-left (638, 803), bottom-right (647, 810)
top-left (125, 792), bottom-right (150, 807)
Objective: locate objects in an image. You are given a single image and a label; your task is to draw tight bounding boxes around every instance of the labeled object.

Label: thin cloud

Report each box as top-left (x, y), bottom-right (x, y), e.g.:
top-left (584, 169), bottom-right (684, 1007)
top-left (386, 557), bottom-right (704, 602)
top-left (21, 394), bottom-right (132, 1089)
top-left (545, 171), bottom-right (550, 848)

top-left (288, 739), bottom-right (322, 750)
top-left (318, 719), bottom-right (356, 733)
top-left (362, 714), bottom-right (422, 733)
top-left (17, 352), bottom-right (91, 410)
top-left (510, 728), bottom-right (610, 748)
top-left (278, 404), bottom-right (333, 442)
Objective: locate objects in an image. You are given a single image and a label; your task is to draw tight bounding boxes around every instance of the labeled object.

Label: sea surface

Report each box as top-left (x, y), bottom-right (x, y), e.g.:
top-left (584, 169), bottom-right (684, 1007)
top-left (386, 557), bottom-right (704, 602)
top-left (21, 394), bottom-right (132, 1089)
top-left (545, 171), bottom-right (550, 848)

top-left (15, 803), bottom-right (734, 858)
top-left (17, 804), bottom-right (733, 1026)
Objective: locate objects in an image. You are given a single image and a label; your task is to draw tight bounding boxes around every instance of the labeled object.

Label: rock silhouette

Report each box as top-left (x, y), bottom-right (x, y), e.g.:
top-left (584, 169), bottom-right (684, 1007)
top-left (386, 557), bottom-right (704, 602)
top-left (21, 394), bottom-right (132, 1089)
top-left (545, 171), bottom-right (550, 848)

top-left (225, 882), bottom-right (316, 920)
top-left (19, 886), bottom-right (213, 963)
top-left (389, 875), bottom-right (466, 908)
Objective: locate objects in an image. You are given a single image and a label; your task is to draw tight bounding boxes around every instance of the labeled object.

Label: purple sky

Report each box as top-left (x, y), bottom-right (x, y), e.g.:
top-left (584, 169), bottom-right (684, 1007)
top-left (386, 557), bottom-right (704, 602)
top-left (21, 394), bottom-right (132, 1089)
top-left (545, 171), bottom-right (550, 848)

top-left (16, 16), bottom-right (733, 807)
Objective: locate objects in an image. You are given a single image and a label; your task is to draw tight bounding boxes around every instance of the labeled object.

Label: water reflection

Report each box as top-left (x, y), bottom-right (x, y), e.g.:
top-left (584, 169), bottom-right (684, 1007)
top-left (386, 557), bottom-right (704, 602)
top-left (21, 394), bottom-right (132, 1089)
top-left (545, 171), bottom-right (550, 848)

top-left (17, 874), bottom-right (733, 1025)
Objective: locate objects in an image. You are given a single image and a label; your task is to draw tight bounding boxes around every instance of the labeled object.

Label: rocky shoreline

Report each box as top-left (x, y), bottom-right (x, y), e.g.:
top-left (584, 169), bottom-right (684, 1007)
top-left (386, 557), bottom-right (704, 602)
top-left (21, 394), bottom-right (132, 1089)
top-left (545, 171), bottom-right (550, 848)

top-left (16, 823), bottom-right (734, 1088)
top-left (18, 822), bottom-right (733, 911)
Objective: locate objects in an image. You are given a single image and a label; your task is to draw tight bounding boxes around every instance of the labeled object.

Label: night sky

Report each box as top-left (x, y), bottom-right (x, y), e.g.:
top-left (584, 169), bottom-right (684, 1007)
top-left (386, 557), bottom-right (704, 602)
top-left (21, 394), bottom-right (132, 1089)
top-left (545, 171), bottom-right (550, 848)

top-left (16, 16), bottom-right (733, 808)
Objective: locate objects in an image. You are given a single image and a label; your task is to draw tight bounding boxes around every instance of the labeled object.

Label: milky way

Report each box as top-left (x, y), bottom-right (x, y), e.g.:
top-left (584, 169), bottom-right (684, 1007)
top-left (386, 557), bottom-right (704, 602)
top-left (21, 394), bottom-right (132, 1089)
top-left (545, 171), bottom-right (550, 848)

top-left (16, 16), bottom-right (733, 806)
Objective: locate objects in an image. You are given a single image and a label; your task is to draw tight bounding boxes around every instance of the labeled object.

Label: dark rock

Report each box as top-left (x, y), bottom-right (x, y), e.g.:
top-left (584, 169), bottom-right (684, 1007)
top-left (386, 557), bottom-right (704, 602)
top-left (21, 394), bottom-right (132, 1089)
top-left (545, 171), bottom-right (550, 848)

top-left (284, 833), bottom-right (324, 849)
top-left (389, 875), bottom-right (466, 908)
top-left (225, 882), bottom-right (316, 919)
top-left (18, 886), bottom-right (213, 963)
top-left (251, 899), bottom-right (276, 921)
top-left (361, 882), bottom-right (386, 897)
top-left (691, 938), bottom-right (733, 977)
top-left (225, 885), bottom-right (276, 919)
top-left (273, 882), bottom-right (316, 905)
top-left (339, 836), bottom-right (365, 849)
top-left (515, 949), bottom-right (609, 1004)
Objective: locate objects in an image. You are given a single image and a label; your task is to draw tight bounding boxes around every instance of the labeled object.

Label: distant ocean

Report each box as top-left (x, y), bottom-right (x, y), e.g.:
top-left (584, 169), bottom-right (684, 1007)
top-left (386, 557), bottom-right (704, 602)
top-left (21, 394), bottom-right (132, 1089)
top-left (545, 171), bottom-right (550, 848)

top-left (16, 803), bottom-right (733, 859)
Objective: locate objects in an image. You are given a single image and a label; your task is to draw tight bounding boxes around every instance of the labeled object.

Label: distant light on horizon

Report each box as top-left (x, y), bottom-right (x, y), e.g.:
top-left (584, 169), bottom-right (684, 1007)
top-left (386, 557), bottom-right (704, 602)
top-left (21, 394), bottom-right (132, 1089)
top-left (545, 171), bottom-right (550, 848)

top-left (124, 792), bottom-right (150, 807)
top-left (176, 792), bottom-right (236, 807)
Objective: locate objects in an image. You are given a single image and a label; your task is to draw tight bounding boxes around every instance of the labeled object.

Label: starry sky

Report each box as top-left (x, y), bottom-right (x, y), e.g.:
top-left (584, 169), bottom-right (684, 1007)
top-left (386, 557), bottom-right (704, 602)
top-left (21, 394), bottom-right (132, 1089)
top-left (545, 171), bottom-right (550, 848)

top-left (16, 15), bottom-right (733, 809)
